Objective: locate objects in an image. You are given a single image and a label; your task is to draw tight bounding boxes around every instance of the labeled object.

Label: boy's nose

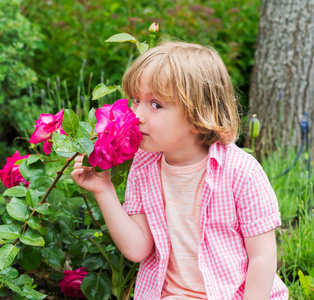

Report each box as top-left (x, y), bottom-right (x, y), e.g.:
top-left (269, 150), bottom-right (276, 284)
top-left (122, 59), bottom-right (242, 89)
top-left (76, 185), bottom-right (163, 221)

top-left (132, 105), bottom-right (145, 124)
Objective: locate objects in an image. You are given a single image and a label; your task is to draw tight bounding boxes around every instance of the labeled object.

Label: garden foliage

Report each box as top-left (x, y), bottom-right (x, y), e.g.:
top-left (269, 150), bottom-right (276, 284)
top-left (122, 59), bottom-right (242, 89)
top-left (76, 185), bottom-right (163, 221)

top-left (1, 1), bottom-right (313, 299)
top-left (0, 0), bottom-right (42, 162)
top-left (0, 29), bottom-right (148, 299)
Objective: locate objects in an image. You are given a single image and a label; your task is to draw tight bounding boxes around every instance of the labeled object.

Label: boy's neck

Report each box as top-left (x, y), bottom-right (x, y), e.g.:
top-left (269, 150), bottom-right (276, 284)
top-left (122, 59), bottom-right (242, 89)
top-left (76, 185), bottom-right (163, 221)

top-left (163, 145), bottom-right (209, 167)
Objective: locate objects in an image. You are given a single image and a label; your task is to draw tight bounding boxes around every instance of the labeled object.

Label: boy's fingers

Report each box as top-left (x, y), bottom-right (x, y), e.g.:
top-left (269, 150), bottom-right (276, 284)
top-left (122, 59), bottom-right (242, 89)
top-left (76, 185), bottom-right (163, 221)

top-left (73, 163), bottom-right (93, 171)
top-left (71, 168), bottom-right (84, 180)
top-left (75, 156), bottom-right (84, 163)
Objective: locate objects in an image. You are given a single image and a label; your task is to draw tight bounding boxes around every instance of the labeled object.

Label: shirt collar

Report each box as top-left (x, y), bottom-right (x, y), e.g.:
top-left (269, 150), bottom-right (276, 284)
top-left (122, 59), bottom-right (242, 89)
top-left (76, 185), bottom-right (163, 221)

top-left (208, 142), bottom-right (225, 168)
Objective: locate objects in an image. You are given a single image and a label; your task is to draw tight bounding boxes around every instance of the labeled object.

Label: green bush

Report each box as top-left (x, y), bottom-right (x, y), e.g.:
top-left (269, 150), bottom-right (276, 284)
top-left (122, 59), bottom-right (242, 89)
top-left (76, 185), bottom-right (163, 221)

top-left (22, 0), bottom-right (260, 109)
top-left (0, 0), bottom-right (42, 163)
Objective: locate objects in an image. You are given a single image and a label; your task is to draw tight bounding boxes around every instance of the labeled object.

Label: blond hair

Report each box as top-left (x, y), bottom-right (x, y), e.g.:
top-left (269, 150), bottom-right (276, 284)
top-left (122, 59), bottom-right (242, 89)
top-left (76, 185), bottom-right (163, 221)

top-left (122, 41), bottom-right (241, 145)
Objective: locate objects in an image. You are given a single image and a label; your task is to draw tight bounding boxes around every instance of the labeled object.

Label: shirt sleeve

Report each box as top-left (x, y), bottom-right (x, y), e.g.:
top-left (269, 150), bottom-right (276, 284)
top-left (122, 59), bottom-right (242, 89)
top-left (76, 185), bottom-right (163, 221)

top-left (123, 167), bottom-right (145, 215)
top-left (236, 160), bottom-right (281, 238)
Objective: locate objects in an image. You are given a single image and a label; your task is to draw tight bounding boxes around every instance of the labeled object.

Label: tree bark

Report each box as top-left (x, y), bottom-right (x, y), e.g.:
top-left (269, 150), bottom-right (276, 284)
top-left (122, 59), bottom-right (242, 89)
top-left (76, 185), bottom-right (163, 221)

top-left (247, 0), bottom-right (314, 161)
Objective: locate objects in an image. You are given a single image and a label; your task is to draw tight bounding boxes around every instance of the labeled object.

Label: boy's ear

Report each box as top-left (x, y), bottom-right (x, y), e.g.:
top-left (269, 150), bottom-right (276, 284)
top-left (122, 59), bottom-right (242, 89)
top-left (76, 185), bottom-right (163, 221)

top-left (191, 125), bottom-right (199, 134)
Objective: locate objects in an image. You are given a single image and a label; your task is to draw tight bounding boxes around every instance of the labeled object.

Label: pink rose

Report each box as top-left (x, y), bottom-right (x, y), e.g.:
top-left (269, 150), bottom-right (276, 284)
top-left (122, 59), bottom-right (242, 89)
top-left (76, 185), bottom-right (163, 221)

top-left (89, 99), bottom-right (142, 170)
top-left (59, 267), bottom-right (88, 299)
top-left (29, 109), bottom-right (67, 155)
top-left (0, 151), bottom-right (30, 188)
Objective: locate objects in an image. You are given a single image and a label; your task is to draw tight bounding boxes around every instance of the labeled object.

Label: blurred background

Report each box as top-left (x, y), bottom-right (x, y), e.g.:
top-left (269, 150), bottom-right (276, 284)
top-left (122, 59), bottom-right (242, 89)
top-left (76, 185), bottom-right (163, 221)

top-left (0, 0), bottom-right (260, 164)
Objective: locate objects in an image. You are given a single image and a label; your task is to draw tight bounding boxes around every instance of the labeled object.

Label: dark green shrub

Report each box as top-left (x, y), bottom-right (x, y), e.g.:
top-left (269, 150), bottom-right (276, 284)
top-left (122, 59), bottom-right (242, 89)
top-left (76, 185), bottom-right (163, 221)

top-left (0, 0), bottom-right (42, 163)
top-left (22, 0), bottom-right (260, 109)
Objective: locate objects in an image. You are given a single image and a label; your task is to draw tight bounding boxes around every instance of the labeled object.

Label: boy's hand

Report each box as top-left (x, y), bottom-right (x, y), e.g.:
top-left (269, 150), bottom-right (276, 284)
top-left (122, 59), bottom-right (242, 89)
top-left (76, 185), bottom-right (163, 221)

top-left (71, 154), bottom-right (113, 195)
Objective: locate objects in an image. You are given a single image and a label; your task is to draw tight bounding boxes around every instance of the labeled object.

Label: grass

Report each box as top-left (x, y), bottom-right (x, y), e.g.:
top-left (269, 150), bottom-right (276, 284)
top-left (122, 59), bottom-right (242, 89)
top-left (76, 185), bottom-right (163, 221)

top-left (262, 145), bottom-right (314, 299)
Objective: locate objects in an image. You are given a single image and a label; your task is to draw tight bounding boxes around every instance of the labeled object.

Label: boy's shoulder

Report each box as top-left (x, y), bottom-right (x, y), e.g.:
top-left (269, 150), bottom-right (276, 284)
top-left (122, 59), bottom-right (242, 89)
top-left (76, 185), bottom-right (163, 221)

top-left (223, 143), bottom-right (263, 178)
top-left (131, 149), bottom-right (162, 170)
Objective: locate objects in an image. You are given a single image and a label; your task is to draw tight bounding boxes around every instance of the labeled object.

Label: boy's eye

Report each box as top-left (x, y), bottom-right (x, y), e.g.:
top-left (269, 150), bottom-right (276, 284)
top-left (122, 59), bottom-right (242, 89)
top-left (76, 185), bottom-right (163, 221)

top-left (132, 98), bottom-right (139, 104)
top-left (151, 101), bottom-right (162, 109)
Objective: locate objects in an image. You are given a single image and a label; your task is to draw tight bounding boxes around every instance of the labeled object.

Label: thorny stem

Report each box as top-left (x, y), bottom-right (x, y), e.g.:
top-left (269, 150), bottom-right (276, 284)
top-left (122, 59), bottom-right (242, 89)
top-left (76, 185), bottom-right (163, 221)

top-left (82, 194), bottom-right (114, 244)
top-left (13, 152), bottom-right (80, 246)
top-left (39, 152), bottom-right (80, 205)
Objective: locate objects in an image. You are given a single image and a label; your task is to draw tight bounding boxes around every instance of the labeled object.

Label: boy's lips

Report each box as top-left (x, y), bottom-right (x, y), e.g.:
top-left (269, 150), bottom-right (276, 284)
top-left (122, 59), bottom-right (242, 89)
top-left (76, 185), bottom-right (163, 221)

top-left (140, 132), bottom-right (148, 136)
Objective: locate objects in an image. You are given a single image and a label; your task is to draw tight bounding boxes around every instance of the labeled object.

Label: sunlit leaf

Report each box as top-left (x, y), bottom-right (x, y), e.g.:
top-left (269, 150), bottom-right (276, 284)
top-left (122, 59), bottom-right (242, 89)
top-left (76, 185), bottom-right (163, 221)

top-left (92, 83), bottom-right (117, 100)
top-left (22, 285), bottom-right (46, 300)
top-left (76, 122), bottom-right (93, 139)
top-left (26, 155), bottom-right (41, 165)
top-left (1, 266), bottom-right (18, 279)
top-left (25, 189), bottom-right (39, 208)
top-left (62, 109), bottom-right (79, 137)
top-left (0, 244), bottom-right (20, 271)
top-left (4, 186), bottom-right (27, 198)
top-left (72, 138), bottom-right (94, 156)
top-left (6, 201), bottom-right (29, 222)
top-left (0, 224), bottom-right (21, 239)
top-left (105, 33), bottom-right (136, 43)
top-left (136, 40), bottom-right (149, 54)
top-left (15, 274), bottom-right (34, 286)
top-left (20, 229), bottom-right (45, 247)
top-left (34, 203), bottom-right (54, 215)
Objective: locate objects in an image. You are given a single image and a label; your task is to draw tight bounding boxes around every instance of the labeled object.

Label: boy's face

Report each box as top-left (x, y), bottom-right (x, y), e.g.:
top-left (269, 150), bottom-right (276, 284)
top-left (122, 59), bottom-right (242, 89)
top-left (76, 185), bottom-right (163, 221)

top-left (131, 73), bottom-right (204, 165)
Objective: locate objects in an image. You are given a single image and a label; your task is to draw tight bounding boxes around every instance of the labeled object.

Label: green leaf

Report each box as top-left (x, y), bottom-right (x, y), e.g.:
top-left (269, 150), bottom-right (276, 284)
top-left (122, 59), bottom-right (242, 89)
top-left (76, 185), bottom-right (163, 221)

top-left (76, 122), bottom-right (93, 139)
top-left (52, 133), bottom-right (68, 148)
top-left (0, 244), bottom-right (20, 271)
top-left (47, 189), bottom-right (66, 205)
top-left (73, 229), bottom-right (98, 239)
top-left (89, 238), bottom-right (119, 296)
top-left (82, 155), bottom-right (92, 167)
top-left (92, 83), bottom-right (117, 100)
top-left (136, 40), bottom-right (149, 54)
top-left (34, 203), bottom-right (54, 215)
top-left (28, 217), bottom-right (48, 235)
top-left (105, 33), bottom-right (137, 43)
top-left (57, 215), bottom-right (75, 234)
top-left (62, 109), bottom-right (79, 137)
top-left (82, 254), bottom-right (105, 271)
top-left (21, 246), bottom-right (42, 271)
top-left (14, 274), bottom-right (34, 286)
top-left (1, 266), bottom-right (19, 279)
top-left (25, 189), bottom-right (39, 208)
top-left (29, 177), bottom-right (53, 190)
top-left (42, 244), bottom-right (66, 266)
top-left (20, 229), bottom-right (45, 247)
top-left (0, 224), bottom-right (21, 239)
top-left (26, 155), bottom-right (41, 165)
top-left (72, 137), bottom-right (94, 156)
top-left (22, 285), bottom-right (46, 300)
top-left (6, 281), bottom-right (24, 296)
top-left (242, 147), bottom-right (254, 153)
top-left (68, 240), bottom-right (84, 256)
top-left (4, 186), bottom-right (27, 198)
top-left (19, 159), bottom-right (46, 182)
top-left (54, 139), bottom-right (77, 157)
top-left (116, 85), bottom-right (124, 97)
top-left (81, 272), bottom-right (112, 300)
top-left (6, 201), bottom-right (29, 222)
top-left (88, 108), bottom-right (97, 126)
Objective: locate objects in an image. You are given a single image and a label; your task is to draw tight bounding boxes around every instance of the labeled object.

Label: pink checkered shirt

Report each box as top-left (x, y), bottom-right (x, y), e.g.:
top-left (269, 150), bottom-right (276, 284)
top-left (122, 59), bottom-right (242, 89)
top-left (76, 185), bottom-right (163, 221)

top-left (123, 143), bottom-right (289, 299)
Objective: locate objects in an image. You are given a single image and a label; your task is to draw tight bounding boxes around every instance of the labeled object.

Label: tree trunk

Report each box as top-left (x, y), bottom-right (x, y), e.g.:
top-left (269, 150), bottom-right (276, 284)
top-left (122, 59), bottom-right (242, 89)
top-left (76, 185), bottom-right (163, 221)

top-left (247, 0), bottom-right (314, 161)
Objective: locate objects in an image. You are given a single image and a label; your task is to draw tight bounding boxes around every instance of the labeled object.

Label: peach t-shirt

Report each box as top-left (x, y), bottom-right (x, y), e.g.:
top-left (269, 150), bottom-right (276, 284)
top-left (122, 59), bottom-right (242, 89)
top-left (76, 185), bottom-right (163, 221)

top-left (160, 154), bottom-right (208, 299)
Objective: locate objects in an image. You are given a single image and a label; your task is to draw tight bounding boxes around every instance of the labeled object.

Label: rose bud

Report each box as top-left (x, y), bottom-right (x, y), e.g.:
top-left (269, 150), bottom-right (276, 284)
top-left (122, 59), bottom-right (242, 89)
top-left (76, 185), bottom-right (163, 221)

top-left (249, 114), bottom-right (260, 140)
top-left (148, 21), bottom-right (159, 34)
